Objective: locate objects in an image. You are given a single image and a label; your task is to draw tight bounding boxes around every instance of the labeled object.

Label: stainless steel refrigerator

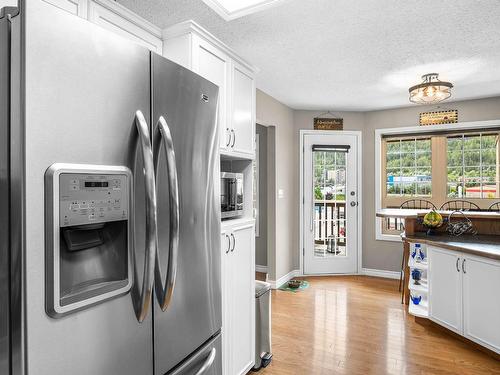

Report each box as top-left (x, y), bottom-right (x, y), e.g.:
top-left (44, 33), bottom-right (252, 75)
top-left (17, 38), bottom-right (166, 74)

top-left (0, 1), bottom-right (221, 374)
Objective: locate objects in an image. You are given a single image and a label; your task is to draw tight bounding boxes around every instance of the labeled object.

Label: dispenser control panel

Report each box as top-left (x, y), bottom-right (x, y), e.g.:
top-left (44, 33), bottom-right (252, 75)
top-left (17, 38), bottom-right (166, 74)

top-left (59, 173), bottom-right (129, 227)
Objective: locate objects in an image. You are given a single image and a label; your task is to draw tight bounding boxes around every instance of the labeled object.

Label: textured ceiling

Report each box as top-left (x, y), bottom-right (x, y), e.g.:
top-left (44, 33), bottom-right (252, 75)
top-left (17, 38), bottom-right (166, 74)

top-left (118, 0), bottom-right (500, 111)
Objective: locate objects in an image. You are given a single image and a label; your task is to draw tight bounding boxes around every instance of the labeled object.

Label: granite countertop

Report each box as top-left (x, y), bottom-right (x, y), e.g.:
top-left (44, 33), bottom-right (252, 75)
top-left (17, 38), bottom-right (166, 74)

top-left (402, 232), bottom-right (500, 261)
top-left (376, 208), bottom-right (500, 220)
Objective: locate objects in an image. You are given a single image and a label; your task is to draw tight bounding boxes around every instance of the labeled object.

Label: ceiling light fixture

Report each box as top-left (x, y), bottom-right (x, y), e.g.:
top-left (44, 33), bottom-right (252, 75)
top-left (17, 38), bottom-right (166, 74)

top-left (408, 73), bottom-right (453, 104)
top-left (202, 0), bottom-right (287, 21)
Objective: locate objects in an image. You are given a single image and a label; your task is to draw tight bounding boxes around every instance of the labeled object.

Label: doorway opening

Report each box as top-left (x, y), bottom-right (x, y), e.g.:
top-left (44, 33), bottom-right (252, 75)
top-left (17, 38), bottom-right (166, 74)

top-left (255, 124), bottom-right (276, 281)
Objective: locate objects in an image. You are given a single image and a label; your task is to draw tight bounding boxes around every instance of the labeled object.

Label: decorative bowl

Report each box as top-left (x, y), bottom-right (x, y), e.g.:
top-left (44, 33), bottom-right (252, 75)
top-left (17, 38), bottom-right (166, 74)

top-left (288, 280), bottom-right (302, 289)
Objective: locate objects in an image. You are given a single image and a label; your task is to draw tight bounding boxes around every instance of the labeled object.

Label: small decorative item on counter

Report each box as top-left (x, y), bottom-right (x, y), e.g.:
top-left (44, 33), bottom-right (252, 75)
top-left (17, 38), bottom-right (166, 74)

top-left (422, 209), bottom-right (444, 235)
top-left (411, 268), bottom-right (422, 285)
top-left (446, 210), bottom-right (477, 237)
top-left (410, 294), bottom-right (422, 305)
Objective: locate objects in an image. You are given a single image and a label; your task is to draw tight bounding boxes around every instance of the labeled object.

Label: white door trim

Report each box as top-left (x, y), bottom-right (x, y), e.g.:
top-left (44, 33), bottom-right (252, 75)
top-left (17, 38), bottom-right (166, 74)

top-left (299, 130), bottom-right (363, 276)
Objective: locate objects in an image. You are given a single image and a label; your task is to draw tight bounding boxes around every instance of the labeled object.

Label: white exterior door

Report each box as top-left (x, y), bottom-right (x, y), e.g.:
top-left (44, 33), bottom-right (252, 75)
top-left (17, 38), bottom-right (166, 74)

top-left (302, 132), bottom-right (360, 274)
top-left (429, 247), bottom-right (463, 334)
top-left (462, 254), bottom-right (500, 354)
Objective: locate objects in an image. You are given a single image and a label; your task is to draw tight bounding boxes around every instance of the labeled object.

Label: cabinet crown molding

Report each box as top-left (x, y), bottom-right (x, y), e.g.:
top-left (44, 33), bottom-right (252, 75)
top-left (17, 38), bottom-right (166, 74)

top-left (92, 0), bottom-right (162, 38)
top-left (162, 20), bottom-right (259, 74)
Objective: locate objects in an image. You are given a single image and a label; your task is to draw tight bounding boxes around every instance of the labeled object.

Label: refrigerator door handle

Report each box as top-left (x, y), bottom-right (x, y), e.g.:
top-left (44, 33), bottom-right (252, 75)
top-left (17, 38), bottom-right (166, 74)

top-left (133, 110), bottom-right (158, 323)
top-left (194, 348), bottom-right (217, 375)
top-left (154, 116), bottom-right (180, 312)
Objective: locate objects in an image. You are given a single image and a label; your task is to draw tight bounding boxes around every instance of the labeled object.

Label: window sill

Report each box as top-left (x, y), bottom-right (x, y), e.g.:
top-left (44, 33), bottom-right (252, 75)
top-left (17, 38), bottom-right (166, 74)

top-left (376, 232), bottom-right (402, 242)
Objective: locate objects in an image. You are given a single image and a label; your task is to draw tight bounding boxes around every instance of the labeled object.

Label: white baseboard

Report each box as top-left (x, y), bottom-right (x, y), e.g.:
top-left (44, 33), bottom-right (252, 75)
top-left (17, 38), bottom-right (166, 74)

top-left (268, 269), bottom-right (301, 289)
top-left (361, 268), bottom-right (400, 280)
top-left (255, 265), bottom-right (268, 274)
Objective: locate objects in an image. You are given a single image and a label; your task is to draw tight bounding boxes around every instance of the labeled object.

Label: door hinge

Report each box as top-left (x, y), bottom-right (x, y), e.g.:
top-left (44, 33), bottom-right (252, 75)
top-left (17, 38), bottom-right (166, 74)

top-left (302, 248), bottom-right (305, 256)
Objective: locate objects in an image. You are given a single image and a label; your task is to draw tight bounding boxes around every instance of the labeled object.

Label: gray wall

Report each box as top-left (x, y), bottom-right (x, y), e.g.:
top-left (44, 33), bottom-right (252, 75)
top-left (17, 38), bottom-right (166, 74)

top-left (261, 93), bottom-right (500, 280)
top-left (255, 124), bottom-right (268, 267)
top-left (295, 97), bottom-right (500, 273)
top-left (361, 97), bottom-right (500, 271)
top-left (256, 90), bottom-right (295, 282)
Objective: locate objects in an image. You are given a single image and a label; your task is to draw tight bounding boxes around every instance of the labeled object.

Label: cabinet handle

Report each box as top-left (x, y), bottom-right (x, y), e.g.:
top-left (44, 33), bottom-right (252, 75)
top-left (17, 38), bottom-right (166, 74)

top-left (230, 129), bottom-right (235, 148)
top-left (225, 234), bottom-right (230, 254)
top-left (226, 128), bottom-right (231, 147)
top-left (462, 259), bottom-right (466, 274)
top-left (230, 233), bottom-right (235, 252)
top-left (456, 258), bottom-right (460, 272)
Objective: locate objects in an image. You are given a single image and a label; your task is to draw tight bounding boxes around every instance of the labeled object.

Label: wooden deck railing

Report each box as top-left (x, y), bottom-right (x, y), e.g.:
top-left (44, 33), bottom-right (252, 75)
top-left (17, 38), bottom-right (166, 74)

top-left (314, 200), bottom-right (346, 245)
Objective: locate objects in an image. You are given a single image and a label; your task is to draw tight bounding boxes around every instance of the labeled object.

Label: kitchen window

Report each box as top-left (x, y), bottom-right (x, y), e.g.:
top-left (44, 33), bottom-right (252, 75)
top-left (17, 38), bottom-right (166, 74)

top-left (378, 126), bottom-right (500, 237)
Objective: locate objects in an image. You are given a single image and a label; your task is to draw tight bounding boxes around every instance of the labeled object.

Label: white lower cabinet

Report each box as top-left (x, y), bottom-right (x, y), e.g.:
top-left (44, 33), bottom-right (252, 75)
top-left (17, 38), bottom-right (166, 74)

top-left (221, 222), bottom-right (255, 375)
top-left (462, 254), bottom-right (500, 353)
top-left (428, 246), bottom-right (462, 334)
top-left (428, 246), bottom-right (500, 354)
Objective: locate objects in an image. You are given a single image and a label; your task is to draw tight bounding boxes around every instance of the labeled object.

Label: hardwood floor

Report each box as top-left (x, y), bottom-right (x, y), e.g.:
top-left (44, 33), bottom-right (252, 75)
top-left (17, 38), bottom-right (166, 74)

top-left (254, 275), bottom-right (500, 375)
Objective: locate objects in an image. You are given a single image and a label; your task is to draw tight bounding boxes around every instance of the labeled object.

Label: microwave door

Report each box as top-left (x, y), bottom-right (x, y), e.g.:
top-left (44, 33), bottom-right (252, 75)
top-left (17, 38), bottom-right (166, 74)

top-left (228, 179), bottom-right (236, 211)
top-left (236, 179), bottom-right (243, 212)
top-left (221, 178), bottom-right (230, 214)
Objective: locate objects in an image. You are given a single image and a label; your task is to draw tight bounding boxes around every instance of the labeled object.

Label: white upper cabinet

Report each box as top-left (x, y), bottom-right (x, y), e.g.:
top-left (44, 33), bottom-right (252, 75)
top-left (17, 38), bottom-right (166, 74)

top-left (163, 21), bottom-right (257, 158)
top-left (39, 0), bottom-right (163, 53)
top-left (191, 36), bottom-right (231, 150)
top-left (39, 0), bottom-right (87, 17)
top-left (231, 62), bottom-right (255, 156)
top-left (87, 0), bottom-right (162, 53)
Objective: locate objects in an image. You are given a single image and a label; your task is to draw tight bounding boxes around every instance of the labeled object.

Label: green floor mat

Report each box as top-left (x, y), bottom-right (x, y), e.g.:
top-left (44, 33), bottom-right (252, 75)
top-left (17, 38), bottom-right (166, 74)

top-left (278, 280), bottom-right (309, 292)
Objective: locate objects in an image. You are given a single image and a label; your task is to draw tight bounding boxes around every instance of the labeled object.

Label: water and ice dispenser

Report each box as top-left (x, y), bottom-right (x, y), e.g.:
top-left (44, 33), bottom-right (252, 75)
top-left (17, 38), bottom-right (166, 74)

top-left (45, 164), bottom-right (132, 318)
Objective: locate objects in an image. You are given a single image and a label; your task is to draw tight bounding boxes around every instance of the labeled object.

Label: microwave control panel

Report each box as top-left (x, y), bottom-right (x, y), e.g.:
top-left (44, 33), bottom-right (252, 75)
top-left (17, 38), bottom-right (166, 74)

top-left (59, 173), bottom-right (129, 227)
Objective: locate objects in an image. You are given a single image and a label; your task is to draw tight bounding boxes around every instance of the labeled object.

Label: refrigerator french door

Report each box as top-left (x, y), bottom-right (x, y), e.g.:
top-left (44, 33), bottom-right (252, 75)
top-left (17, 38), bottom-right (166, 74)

top-left (0, 1), bottom-right (221, 374)
top-left (151, 54), bottom-right (221, 374)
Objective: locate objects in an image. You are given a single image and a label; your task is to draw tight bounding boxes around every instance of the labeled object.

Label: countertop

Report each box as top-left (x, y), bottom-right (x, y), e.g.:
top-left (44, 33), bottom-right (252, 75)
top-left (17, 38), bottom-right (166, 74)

top-left (402, 232), bottom-right (500, 261)
top-left (376, 208), bottom-right (500, 220)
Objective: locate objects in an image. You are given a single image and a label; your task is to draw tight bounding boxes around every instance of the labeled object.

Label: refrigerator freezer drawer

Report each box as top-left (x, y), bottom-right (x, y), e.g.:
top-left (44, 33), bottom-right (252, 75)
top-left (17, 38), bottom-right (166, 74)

top-left (168, 333), bottom-right (222, 375)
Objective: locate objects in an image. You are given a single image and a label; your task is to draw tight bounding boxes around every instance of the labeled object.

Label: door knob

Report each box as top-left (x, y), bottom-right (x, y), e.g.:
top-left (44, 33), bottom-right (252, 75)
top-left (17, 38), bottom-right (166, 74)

top-left (350, 201), bottom-right (357, 207)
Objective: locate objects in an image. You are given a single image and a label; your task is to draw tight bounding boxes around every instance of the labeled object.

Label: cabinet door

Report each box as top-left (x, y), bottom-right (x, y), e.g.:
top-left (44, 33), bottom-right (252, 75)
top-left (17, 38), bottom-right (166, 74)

top-left (88, 0), bottom-right (162, 52)
top-left (428, 246), bottom-right (463, 334)
top-left (220, 231), bottom-right (231, 375)
top-left (192, 36), bottom-right (231, 150)
top-left (41, 0), bottom-right (87, 17)
top-left (230, 224), bottom-right (255, 375)
top-left (231, 63), bottom-right (255, 156)
top-left (462, 255), bottom-right (500, 354)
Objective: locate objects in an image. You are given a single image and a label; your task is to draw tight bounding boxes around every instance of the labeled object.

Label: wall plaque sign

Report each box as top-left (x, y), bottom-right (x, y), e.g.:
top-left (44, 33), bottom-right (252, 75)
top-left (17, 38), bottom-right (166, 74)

top-left (419, 110), bottom-right (458, 126)
top-left (313, 117), bottom-right (343, 130)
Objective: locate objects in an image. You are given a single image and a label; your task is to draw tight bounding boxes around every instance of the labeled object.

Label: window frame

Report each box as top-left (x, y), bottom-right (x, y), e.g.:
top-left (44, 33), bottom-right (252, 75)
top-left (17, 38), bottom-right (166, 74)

top-left (375, 120), bottom-right (500, 242)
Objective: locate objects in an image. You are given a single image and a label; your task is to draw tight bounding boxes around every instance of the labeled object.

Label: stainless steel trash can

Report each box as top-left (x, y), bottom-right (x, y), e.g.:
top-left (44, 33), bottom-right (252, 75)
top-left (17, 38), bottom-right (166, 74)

top-left (253, 280), bottom-right (272, 371)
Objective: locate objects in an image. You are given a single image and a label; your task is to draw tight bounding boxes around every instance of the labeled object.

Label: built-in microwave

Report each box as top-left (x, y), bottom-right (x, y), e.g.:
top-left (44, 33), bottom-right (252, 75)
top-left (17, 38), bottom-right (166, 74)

top-left (221, 172), bottom-right (244, 219)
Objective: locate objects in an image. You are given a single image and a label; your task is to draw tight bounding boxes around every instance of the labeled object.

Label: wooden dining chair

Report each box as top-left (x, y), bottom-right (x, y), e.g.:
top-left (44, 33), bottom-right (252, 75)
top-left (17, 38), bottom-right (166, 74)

top-left (439, 200), bottom-right (481, 211)
top-left (488, 202), bottom-right (500, 212)
top-left (398, 199), bottom-right (435, 294)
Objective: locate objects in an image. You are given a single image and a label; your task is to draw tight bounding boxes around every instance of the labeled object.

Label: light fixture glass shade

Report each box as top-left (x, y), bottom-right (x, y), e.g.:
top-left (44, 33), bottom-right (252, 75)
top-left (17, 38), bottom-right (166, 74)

top-left (409, 73), bottom-right (453, 104)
